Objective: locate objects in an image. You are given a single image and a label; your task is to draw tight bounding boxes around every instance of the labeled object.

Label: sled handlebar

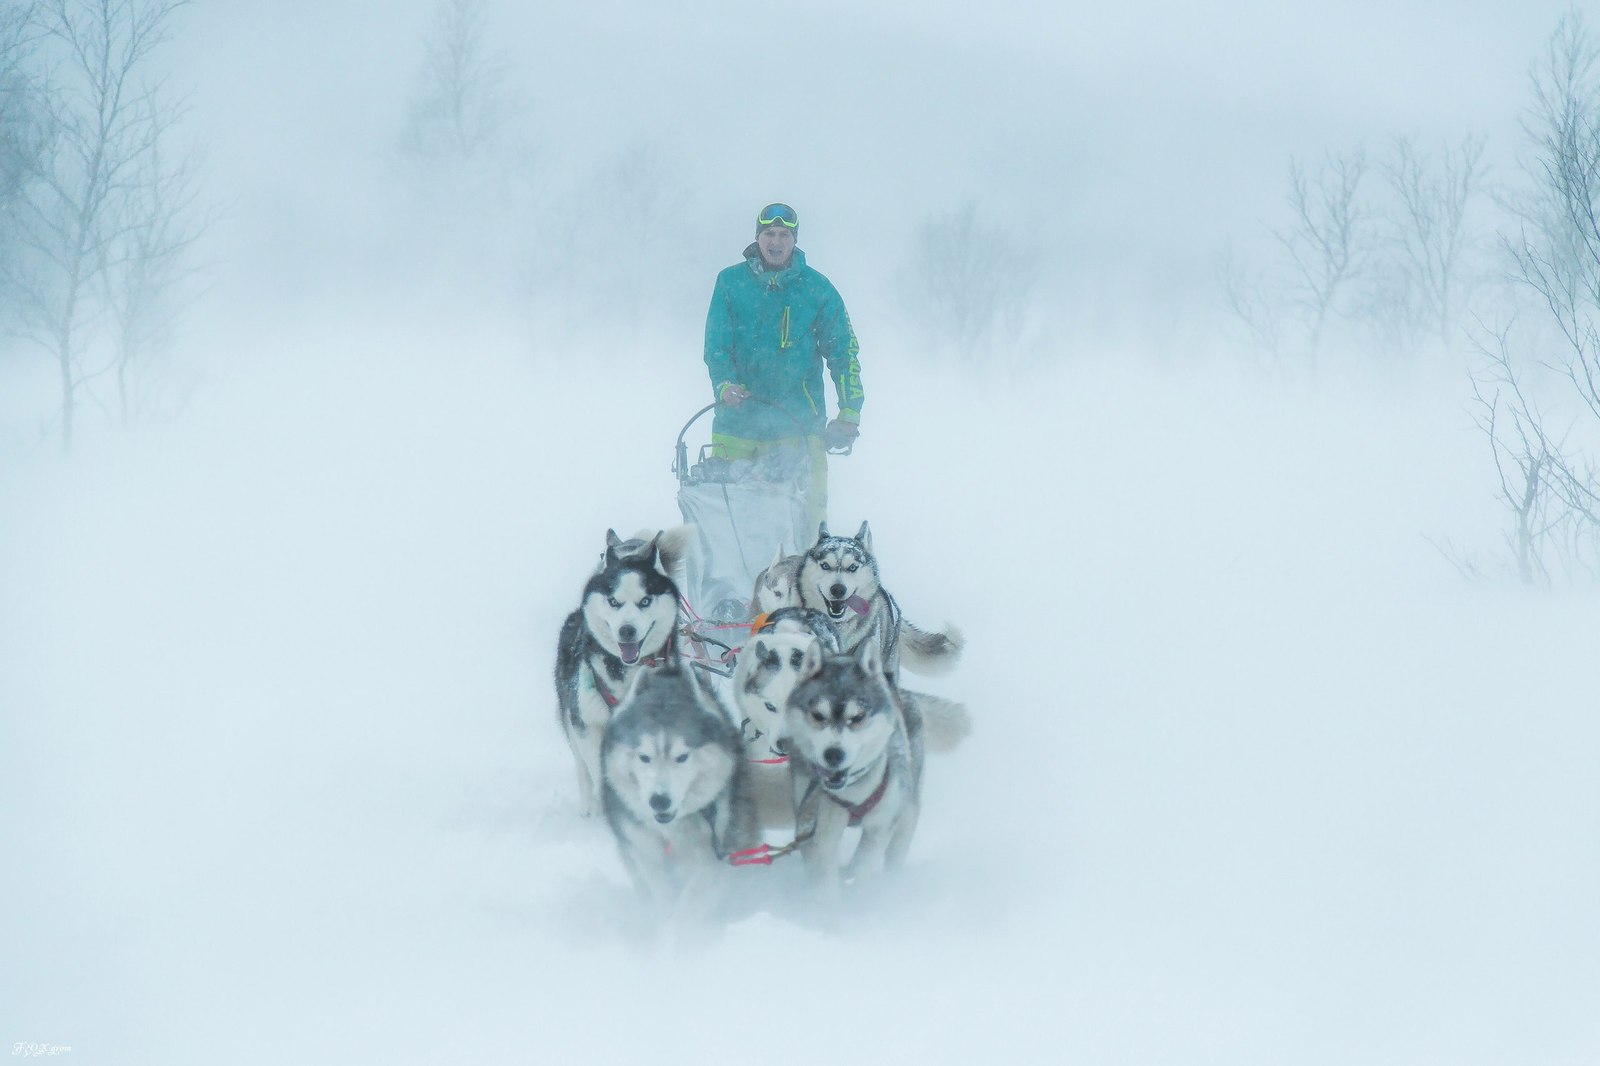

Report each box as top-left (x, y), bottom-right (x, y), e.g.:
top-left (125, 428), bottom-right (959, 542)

top-left (673, 399), bottom-right (821, 482)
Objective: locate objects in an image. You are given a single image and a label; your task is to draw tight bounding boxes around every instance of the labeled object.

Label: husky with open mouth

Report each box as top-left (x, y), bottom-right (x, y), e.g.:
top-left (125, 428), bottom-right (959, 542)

top-left (555, 526), bottom-right (692, 817)
top-left (786, 640), bottom-right (924, 899)
top-left (796, 521), bottom-right (964, 680)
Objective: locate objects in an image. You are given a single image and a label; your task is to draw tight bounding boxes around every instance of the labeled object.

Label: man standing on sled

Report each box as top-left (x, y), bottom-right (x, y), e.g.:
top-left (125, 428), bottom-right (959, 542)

top-left (703, 202), bottom-right (863, 533)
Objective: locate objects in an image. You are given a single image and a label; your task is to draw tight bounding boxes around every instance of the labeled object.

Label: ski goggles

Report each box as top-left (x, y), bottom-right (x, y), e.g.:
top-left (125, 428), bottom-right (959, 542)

top-left (756, 203), bottom-right (798, 229)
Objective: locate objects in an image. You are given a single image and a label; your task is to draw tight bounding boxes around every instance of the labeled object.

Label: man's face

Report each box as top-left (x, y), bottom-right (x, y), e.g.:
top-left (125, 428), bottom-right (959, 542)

top-left (758, 225), bottom-right (795, 270)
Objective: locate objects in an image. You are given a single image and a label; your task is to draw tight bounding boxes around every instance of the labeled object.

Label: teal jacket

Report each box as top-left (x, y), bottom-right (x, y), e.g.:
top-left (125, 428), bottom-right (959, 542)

top-left (703, 245), bottom-right (863, 441)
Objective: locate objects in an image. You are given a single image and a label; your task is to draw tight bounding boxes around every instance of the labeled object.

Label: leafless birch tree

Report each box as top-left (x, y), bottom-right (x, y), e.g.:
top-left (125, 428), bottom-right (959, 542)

top-left (402, 0), bottom-right (508, 160)
top-left (898, 202), bottom-right (1042, 364)
top-left (1272, 150), bottom-right (1370, 374)
top-left (1, 2), bottom-right (44, 280)
top-left (1469, 10), bottom-right (1600, 581)
top-left (1380, 135), bottom-right (1487, 351)
top-left (6, 0), bottom-right (194, 451)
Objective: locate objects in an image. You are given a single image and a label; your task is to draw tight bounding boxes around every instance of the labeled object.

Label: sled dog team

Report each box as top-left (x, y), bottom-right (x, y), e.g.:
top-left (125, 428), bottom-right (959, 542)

top-left (555, 521), bottom-right (967, 915)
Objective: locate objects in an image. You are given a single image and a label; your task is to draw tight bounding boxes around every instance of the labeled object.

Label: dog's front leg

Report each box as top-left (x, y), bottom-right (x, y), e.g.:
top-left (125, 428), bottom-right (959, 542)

top-left (625, 839), bottom-right (680, 911)
top-left (573, 728), bottom-right (605, 817)
top-left (844, 818), bottom-right (893, 882)
top-left (670, 852), bottom-right (729, 928)
top-left (883, 797), bottom-right (920, 871)
top-left (801, 797), bottom-right (850, 903)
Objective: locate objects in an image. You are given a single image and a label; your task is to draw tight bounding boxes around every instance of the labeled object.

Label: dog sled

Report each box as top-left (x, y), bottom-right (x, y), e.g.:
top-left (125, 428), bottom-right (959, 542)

top-left (671, 401), bottom-right (829, 673)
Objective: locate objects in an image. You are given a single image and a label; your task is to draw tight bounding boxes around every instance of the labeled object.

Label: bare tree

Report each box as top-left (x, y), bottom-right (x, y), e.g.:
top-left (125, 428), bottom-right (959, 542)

top-left (1470, 323), bottom-right (1591, 584)
top-left (1513, 10), bottom-right (1600, 292)
top-left (0, 2), bottom-right (44, 283)
top-left (1217, 244), bottom-right (1287, 367)
top-left (402, 0), bottom-right (508, 160)
top-left (1272, 150), bottom-right (1371, 374)
top-left (5, 0), bottom-right (192, 451)
top-left (103, 129), bottom-right (206, 424)
top-left (898, 202), bottom-right (1042, 363)
top-left (1380, 134), bottom-right (1488, 351)
top-left (1468, 10), bottom-right (1600, 582)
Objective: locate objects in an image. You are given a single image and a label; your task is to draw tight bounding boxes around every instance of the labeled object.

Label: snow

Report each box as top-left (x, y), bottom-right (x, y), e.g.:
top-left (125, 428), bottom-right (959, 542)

top-left (2, 323), bottom-right (1597, 1064)
top-left (5, 1), bottom-right (1599, 1060)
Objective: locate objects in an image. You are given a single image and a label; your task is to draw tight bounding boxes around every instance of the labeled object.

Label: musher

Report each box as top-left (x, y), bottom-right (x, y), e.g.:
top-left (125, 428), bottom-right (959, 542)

top-left (702, 202), bottom-right (863, 533)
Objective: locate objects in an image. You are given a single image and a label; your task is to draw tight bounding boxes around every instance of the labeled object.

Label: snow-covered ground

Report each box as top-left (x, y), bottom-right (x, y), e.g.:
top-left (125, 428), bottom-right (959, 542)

top-left (5, 1), bottom-right (1599, 1058)
top-left (3, 317), bottom-right (1596, 1063)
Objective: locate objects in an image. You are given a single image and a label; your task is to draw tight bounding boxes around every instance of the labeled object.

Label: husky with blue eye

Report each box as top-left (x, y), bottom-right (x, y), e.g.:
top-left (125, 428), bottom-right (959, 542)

top-left (796, 521), bottom-right (964, 681)
top-left (601, 660), bottom-right (752, 918)
top-left (555, 527), bottom-right (692, 817)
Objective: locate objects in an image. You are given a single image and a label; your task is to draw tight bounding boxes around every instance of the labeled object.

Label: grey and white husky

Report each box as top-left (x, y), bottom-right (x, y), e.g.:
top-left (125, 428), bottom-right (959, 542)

top-left (601, 660), bottom-right (752, 917)
top-left (555, 526), bottom-right (692, 816)
top-left (797, 521), bottom-right (964, 680)
top-left (786, 640), bottom-right (924, 899)
top-left (731, 608), bottom-right (843, 833)
top-left (735, 604), bottom-right (970, 838)
top-left (751, 547), bottom-right (804, 616)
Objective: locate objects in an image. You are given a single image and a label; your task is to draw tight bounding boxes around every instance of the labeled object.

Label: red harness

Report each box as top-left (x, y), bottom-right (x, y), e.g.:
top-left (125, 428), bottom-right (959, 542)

top-left (829, 765), bottom-right (891, 827)
top-left (590, 655), bottom-right (670, 709)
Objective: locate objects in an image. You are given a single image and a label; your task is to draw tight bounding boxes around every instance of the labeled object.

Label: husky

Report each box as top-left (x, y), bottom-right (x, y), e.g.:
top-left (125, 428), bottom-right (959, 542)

top-left (555, 526), bottom-right (692, 816)
top-left (751, 548), bottom-right (804, 617)
top-left (786, 640), bottom-right (924, 899)
top-left (601, 661), bottom-right (752, 918)
top-left (730, 608), bottom-right (843, 833)
top-left (797, 521), bottom-right (964, 680)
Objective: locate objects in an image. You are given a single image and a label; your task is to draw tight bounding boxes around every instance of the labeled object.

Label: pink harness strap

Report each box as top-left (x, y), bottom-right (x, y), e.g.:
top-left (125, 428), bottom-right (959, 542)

top-left (831, 766), bottom-right (891, 827)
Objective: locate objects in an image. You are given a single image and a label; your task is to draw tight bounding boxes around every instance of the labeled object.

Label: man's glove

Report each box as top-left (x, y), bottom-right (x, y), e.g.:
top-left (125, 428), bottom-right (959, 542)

top-left (719, 384), bottom-right (750, 406)
top-left (824, 419), bottom-right (860, 450)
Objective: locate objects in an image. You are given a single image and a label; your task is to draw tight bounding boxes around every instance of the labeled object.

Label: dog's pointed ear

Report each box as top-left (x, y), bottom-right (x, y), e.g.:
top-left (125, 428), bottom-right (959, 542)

top-left (799, 640), bottom-right (825, 680)
top-left (816, 521), bottom-right (829, 543)
top-left (769, 545), bottom-right (787, 570)
top-left (855, 520), bottom-right (872, 553)
top-left (604, 528), bottom-right (623, 566)
top-left (644, 532), bottom-right (663, 572)
top-left (857, 639), bottom-right (883, 679)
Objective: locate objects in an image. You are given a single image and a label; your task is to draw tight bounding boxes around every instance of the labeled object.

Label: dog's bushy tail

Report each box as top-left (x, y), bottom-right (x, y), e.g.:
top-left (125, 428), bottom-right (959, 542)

top-left (651, 524), bottom-right (696, 588)
top-left (899, 622), bottom-right (964, 676)
top-left (902, 690), bottom-right (970, 753)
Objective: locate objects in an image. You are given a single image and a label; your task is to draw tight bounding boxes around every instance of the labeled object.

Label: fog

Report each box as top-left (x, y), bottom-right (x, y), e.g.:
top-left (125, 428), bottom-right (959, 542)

top-left (3, 3), bottom-right (1598, 1064)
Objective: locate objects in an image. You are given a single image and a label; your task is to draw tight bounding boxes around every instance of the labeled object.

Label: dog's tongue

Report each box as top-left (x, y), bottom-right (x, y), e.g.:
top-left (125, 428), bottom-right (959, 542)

top-left (619, 641), bottom-right (642, 665)
top-left (846, 594), bottom-right (872, 616)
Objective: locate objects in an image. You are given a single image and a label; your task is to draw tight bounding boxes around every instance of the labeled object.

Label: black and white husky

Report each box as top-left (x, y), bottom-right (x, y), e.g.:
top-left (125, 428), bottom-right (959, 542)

top-left (555, 527), bottom-right (692, 816)
top-left (786, 640), bottom-right (924, 899)
top-left (601, 660), bottom-right (752, 918)
top-left (796, 521), bottom-right (964, 680)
